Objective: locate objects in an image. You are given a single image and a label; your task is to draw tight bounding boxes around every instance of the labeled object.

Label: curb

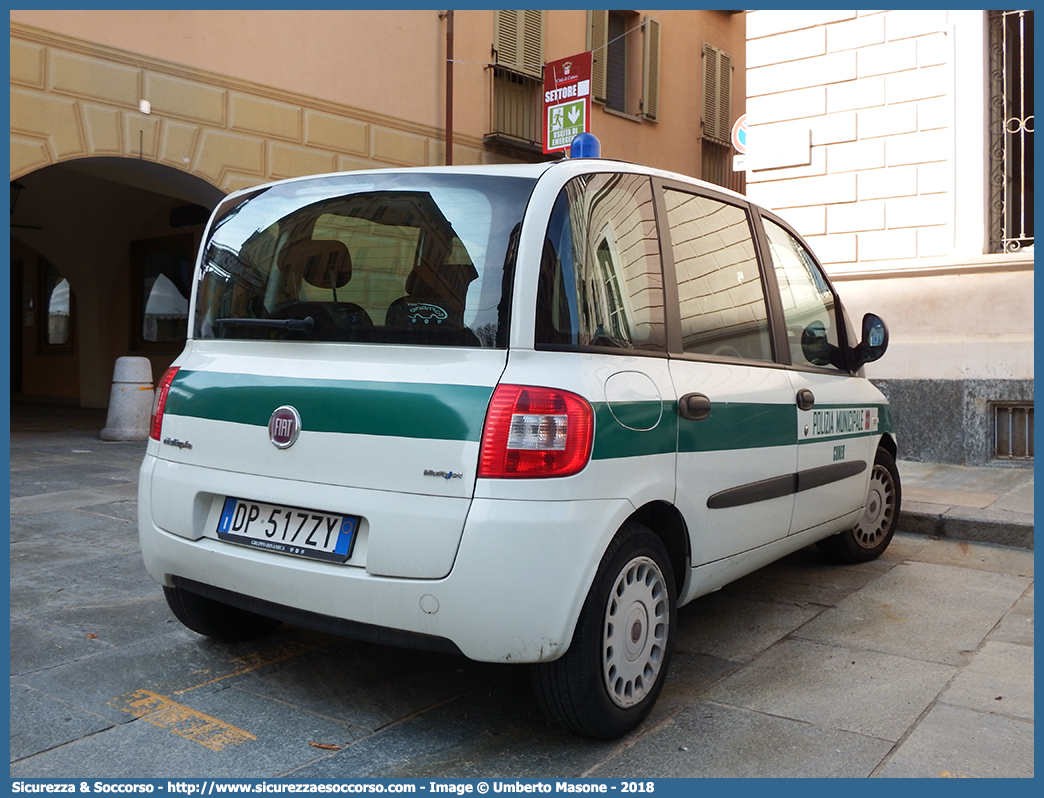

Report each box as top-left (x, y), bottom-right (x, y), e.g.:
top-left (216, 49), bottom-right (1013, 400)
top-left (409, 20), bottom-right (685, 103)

top-left (899, 502), bottom-right (1034, 550)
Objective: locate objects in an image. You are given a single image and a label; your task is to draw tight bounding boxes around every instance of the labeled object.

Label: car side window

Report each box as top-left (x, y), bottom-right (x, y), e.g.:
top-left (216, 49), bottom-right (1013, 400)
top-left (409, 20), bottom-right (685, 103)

top-left (662, 188), bottom-right (772, 361)
top-left (536, 173), bottom-right (665, 352)
top-left (763, 218), bottom-right (845, 371)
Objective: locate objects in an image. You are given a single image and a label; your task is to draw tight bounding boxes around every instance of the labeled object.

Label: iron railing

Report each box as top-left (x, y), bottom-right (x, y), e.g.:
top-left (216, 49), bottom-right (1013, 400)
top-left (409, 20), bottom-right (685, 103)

top-left (488, 65), bottom-right (543, 150)
top-left (701, 138), bottom-right (746, 195)
top-left (987, 10), bottom-right (1034, 253)
top-left (993, 403), bottom-right (1034, 461)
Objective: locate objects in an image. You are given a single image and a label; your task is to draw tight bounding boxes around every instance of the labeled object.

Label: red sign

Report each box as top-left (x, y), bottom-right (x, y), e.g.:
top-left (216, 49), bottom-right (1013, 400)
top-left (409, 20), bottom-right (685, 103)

top-left (543, 51), bottom-right (593, 154)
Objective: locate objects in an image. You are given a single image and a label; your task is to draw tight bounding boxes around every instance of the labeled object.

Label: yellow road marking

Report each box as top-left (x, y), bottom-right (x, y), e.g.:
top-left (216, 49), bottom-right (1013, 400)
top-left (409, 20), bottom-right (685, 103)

top-left (172, 641), bottom-right (309, 695)
top-left (110, 690), bottom-right (256, 751)
top-left (107, 640), bottom-right (311, 750)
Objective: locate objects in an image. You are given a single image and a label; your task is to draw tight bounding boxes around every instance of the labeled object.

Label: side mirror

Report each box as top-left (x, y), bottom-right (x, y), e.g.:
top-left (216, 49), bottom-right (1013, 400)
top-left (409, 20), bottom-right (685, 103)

top-left (853, 313), bottom-right (889, 368)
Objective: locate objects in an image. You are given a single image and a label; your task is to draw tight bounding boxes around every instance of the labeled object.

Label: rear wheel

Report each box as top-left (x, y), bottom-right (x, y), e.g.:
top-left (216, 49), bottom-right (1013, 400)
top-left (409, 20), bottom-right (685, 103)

top-left (531, 523), bottom-right (677, 739)
top-left (817, 447), bottom-right (901, 563)
top-left (164, 585), bottom-right (282, 642)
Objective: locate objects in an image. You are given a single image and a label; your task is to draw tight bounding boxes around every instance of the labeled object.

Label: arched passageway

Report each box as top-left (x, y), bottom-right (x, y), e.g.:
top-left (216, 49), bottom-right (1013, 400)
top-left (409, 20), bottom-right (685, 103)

top-left (11, 157), bottom-right (223, 408)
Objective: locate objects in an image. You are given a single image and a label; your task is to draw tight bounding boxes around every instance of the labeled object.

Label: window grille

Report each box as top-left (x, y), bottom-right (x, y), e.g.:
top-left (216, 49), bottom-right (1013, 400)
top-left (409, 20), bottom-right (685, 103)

top-left (987, 10), bottom-right (1034, 253)
top-left (993, 403), bottom-right (1034, 461)
top-left (701, 138), bottom-right (746, 195)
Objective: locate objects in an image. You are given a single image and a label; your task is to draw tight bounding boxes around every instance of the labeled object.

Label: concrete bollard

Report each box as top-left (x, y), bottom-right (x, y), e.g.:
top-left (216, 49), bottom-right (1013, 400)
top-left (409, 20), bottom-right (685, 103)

top-left (100, 356), bottom-right (155, 441)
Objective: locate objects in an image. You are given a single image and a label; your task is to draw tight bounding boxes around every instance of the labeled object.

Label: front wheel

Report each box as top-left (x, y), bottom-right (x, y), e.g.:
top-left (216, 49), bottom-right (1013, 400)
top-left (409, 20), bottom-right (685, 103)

top-left (531, 523), bottom-right (677, 739)
top-left (817, 447), bottom-right (901, 563)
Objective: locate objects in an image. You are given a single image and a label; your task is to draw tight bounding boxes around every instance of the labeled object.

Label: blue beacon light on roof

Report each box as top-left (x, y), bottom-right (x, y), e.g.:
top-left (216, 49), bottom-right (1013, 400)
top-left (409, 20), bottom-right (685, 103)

top-left (569, 133), bottom-right (601, 159)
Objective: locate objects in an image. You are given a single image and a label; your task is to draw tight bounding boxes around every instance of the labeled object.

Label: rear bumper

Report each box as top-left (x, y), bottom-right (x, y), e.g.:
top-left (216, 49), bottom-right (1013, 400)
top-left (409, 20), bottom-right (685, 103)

top-left (139, 458), bottom-right (632, 662)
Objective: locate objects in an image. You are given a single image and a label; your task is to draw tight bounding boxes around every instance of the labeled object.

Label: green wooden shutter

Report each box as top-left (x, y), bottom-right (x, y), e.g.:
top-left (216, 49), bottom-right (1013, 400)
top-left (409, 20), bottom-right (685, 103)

top-left (495, 9), bottom-right (544, 78)
top-left (702, 43), bottom-right (732, 142)
top-left (642, 17), bottom-right (661, 121)
top-left (588, 10), bottom-right (609, 104)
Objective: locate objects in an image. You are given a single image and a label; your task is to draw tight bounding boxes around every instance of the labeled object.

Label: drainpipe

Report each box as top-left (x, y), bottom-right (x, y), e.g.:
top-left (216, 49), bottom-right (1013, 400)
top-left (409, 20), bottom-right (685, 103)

top-left (441, 10), bottom-right (454, 165)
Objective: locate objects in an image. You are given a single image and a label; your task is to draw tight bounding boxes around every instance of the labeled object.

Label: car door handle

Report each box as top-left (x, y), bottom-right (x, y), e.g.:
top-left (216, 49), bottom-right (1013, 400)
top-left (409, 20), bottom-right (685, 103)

top-left (678, 393), bottom-right (711, 421)
top-left (796, 388), bottom-right (816, 411)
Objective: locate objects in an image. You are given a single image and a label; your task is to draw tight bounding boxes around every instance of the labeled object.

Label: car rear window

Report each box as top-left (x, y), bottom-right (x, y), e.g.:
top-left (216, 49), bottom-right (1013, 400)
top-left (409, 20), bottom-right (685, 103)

top-left (194, 173), bottom-right (534, 347)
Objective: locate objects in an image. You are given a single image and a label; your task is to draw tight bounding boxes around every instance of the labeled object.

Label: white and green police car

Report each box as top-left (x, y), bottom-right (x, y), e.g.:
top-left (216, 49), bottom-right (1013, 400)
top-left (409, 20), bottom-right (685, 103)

top-left (139, 141), bottom-right (899, 739)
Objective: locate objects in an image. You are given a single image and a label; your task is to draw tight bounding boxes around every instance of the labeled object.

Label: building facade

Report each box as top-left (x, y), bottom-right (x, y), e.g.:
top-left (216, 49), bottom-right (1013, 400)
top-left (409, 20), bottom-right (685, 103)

top-left (9, 9), bottom-right (746, 408)
top-left (745, 9), bottom-right (1033, 466)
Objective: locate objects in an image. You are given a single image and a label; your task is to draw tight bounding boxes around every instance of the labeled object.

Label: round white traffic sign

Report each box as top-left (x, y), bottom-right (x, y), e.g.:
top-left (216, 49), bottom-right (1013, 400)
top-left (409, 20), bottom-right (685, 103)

top-left (731, 114), bottom-right (747, 154)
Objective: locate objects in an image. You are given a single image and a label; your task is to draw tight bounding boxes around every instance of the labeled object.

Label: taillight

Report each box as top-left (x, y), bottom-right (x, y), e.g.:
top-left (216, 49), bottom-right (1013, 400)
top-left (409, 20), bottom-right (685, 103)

top-left (150, 367), bottom-right (180, 441)
top-left (479, 384), bottom-right (594, 478)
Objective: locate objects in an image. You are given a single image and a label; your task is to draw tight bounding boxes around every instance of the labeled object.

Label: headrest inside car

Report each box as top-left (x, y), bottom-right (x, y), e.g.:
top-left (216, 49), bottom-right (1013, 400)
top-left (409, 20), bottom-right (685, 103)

top-left (278, 238), bottom-right (352, 289)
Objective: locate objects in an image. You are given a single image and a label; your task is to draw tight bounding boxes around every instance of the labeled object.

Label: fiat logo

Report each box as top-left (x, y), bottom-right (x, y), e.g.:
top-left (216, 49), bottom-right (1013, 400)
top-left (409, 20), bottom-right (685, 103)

top-left (269, 406), bottom-right (301, 449)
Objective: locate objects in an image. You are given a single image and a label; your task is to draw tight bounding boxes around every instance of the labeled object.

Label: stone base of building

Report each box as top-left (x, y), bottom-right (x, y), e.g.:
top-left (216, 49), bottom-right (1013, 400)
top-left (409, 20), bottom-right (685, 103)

top-left (873, 378), bottom-right (1033, 467)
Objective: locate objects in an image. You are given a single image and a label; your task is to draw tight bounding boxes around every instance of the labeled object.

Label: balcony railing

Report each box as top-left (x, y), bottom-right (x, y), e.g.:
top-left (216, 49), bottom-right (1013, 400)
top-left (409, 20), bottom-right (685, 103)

top-left (487, 65), bottom-right (544, 153)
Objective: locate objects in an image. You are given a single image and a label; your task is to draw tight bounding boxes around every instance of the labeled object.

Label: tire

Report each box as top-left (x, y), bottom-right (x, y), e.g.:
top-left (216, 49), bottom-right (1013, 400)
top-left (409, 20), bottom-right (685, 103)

top-left (817, 447), bottom-right (901, 564)
top-left (531, 523), bottom-right (677, 739)
top-left (164, 585), bottom-right (282, 642)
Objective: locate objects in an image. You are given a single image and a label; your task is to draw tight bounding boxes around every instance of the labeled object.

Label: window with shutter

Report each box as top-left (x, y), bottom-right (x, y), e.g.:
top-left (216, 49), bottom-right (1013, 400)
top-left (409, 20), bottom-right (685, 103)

top-left (588, 10), bottom-right (661, 121)
top-left (701, 42), bottom-right (742, 192)
top-left (702, 43), bottom-right (732, 143)
top-left (489, 10), bottom-right (545, 150)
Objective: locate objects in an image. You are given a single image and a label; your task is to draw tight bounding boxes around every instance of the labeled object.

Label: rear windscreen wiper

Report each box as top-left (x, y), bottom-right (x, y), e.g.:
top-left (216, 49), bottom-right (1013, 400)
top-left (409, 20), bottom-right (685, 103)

top-left (215, 317), bottom-right (315, 332)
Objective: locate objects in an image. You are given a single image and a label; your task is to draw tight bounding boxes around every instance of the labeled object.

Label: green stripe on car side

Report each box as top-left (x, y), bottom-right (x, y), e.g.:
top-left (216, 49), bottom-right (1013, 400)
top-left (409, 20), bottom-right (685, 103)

top-left (678, 402), bottom-right (797, 453)
top-left (880, 403), bottom-right (895, 434)
top-left (593, 401), bottom-right (892, 460)
top-left (593, 401), bottom-right (796, 460)
top-left (167, 370), bottom-right (894, 456)
top-left (592, 402), bottom-right (677, 460)
top-left (165, 370), bottom-right (494, 442)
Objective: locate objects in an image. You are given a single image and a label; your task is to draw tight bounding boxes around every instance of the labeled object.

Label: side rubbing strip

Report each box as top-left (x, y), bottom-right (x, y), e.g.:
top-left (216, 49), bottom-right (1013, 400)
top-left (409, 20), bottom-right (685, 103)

top-left (706, 460), bottom-right (867, 509)
top-left (707, 474), bottom-right (796, 509)
top-left (796, 460), bottom-right (867, 492)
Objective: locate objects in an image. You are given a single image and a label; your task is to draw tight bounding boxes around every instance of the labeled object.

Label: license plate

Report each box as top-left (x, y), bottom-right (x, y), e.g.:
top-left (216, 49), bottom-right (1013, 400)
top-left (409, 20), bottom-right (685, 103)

top-left (216, 497), bottom-right (358, 563)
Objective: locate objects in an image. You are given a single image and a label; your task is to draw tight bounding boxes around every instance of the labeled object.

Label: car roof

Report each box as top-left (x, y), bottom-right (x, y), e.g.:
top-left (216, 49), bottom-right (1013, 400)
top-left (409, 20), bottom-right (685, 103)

top-left (223, 157), bottom-right (750, 208)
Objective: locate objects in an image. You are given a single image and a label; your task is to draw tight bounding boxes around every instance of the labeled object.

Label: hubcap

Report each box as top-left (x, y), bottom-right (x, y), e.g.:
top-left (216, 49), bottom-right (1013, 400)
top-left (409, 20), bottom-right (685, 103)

top-left (853, 463), bottom-right (896, 549)
top-left (603, 556), bottom-right (669, 709)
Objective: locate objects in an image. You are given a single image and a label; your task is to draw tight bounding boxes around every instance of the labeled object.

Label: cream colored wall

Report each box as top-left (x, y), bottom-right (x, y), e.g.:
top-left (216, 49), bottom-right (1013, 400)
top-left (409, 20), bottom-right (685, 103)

top-left (744, 9), bottom-right (1033, 385)
top-left (837, 266), bottom-right (1034, 382)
